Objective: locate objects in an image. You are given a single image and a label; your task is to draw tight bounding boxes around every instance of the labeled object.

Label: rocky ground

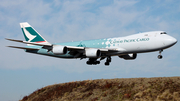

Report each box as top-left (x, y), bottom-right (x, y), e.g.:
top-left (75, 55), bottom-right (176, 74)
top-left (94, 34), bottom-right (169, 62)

top-left (20, 77), bottom-right (180, 101)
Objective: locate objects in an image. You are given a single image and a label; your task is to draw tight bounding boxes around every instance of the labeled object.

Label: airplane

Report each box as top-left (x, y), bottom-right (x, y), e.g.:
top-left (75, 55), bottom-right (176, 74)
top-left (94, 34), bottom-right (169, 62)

top-left (6, 22), bottom-right (177, 66)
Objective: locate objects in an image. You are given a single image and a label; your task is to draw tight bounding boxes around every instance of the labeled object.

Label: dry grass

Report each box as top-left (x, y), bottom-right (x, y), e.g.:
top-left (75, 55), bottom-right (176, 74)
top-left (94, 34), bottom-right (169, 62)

top-left (20, 77), bottom-right (180, 101)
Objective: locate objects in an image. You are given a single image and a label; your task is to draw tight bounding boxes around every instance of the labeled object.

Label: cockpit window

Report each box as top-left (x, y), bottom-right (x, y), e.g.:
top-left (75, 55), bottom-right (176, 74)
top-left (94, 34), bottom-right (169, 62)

top-left (160, 32), bottom-right (167, 34)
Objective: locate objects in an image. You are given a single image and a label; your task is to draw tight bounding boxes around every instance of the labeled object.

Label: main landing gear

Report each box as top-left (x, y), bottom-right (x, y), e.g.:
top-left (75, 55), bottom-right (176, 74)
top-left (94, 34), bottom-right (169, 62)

top-left (158, 50), bottom-right (163, 59)
top-left (105, 56), bottom-right (111, 66)
top-left (86, 56), bottom-right (112, 66)
top-left (86, 58), bottom-right (100, 65)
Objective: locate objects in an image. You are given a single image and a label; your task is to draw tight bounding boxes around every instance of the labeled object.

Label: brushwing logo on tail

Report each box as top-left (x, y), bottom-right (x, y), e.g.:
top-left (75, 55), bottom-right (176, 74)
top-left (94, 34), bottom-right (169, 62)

top-left (21, 23), bottom-right (45, 43)
top-left (22, 25), bottom-right (36, 42)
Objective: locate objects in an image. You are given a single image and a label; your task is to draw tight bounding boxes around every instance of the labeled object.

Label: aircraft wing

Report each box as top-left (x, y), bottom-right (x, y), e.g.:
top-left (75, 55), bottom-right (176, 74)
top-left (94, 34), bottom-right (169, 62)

top-left (67, 45), bottom-right (125, 52)
top-left (6, 38), bottom-right (125, 56)
top-left (67, 46), bottom-right (116, 52)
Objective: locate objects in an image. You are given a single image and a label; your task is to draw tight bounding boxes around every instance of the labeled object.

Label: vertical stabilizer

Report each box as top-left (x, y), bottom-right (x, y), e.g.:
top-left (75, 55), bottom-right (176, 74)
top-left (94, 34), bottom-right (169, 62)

top-left (20, 22), bottom-right (50, 45)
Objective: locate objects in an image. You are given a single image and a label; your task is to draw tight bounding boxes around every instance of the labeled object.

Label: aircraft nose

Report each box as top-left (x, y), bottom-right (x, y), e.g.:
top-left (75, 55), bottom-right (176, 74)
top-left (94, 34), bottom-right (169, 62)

top-left (168, 37), bottom-right (177, 44)
top-left (164, 36), bottom-right (177, 46)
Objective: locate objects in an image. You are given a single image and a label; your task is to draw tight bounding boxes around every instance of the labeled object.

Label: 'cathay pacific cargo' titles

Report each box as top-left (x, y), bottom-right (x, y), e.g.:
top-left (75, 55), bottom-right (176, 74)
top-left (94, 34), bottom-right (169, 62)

top-left (6, 22), bottom-right (177, 66)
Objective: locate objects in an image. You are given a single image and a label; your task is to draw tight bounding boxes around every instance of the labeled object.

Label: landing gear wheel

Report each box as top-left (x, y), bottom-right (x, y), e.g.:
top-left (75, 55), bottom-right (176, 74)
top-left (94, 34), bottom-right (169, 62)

top-left (158, 55), bottom-right (163, 59)
top-left (105, 62), bottom-right (109, 66)
top-left (104, 56), bottom-right (111, 66)
top-left (86, 61), bottom-right (92, 65)
top-left (96, 61), bottom-right (100, 64)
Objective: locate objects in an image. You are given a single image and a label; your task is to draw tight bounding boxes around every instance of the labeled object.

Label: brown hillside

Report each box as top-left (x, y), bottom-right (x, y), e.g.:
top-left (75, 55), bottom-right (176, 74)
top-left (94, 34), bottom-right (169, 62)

top-left (20, 77), bottom-right (180, 101)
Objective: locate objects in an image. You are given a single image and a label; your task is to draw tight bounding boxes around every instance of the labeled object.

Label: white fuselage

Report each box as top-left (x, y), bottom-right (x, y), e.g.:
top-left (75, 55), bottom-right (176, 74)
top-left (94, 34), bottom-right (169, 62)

top-left (101, 31), bottom-right (177, 54)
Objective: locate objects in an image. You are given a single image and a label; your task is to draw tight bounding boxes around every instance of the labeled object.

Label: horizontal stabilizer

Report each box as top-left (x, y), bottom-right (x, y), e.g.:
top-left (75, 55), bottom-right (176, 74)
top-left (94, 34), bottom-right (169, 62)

top-left (6, 38), bottom-right (52, 46)
top-left (7, 46), bottom-right (40, 50)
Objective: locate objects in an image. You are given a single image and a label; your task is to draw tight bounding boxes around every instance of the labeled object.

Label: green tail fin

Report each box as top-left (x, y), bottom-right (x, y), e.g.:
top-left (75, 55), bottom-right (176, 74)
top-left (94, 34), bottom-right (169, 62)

top-left (20, 22), bottom-right (49, 44)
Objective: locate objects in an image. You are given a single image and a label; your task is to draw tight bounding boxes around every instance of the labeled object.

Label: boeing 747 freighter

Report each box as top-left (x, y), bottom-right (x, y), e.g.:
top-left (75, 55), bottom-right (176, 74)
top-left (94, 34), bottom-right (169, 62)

top-left (6, 22), bottom-right (177, 66)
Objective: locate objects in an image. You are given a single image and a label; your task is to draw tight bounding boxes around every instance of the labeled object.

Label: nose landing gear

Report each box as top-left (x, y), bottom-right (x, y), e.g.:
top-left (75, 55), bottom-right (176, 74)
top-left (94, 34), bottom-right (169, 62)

top-left (158, 50), bottom-right (163, 59)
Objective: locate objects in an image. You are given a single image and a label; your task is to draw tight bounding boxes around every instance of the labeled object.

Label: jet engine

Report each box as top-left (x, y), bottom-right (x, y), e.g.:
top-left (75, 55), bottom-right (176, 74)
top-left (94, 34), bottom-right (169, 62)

top-left (52, 45), bottom-right (68, 55)
top-left (85, 49), bottom-right (101, 58)
top-left (119, 53), bottom-right (137, 60)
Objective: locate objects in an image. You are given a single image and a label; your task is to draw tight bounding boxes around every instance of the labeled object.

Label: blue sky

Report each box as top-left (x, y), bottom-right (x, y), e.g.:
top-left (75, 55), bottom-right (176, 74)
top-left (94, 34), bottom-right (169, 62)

top-left (0, 0), bottom-right (180, 100)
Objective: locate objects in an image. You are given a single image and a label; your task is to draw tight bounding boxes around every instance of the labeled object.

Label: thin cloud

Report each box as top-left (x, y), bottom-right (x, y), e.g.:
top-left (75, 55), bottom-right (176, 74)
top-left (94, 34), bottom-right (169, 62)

top-left (1, 0), bottom-right (179, 73)
top-left (1, 1), bottom-right (180, 100)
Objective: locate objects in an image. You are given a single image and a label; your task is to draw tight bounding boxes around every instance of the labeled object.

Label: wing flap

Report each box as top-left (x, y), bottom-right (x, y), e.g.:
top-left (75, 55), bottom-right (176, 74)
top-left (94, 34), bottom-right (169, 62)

top-left (66, 46), bottom-right (85, 50)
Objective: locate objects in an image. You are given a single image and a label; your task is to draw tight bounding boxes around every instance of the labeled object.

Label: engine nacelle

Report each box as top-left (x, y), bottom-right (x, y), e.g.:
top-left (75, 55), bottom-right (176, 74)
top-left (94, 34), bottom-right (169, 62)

top-left (119, 53), bottom-right (137, 60)
top-left (52, 45), bottom-right (68, 55)
top-left (85, 49), bottom-right (101, 58)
